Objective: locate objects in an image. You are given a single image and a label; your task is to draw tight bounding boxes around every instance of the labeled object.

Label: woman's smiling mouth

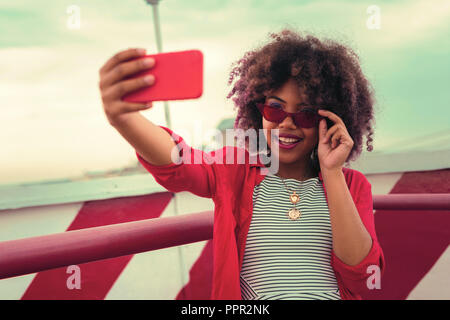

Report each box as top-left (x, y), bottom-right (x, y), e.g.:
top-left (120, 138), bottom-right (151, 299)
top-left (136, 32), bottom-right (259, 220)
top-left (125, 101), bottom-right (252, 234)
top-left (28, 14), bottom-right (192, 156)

top-left (274, 133), bottom-right (303, 149)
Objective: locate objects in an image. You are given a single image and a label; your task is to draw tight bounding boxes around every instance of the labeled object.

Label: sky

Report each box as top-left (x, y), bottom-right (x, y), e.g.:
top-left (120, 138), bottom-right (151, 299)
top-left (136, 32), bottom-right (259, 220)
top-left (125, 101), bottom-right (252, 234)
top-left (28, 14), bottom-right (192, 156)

top-left (0, 0), bottom-right (449, 185)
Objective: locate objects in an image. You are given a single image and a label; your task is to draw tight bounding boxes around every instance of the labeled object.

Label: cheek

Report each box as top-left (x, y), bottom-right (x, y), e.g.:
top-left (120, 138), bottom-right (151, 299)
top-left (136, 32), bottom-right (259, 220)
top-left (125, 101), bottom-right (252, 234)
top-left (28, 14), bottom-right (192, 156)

top-left (304, 128), bottom-right (319, 146)
top-left (262, 118), bottom-right (272, 130)
top-left (262, 118), bottom-right (278, 147)
top-left (262, 119), bottom-right (276, 143)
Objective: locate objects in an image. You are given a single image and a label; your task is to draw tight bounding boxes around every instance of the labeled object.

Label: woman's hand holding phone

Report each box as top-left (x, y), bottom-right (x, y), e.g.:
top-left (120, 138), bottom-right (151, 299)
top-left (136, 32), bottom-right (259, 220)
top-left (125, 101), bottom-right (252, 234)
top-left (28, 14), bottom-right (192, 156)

top-left (97, 47), bottom-right (178, 167)
top-left (97, 47), bottom-right (203, 166)
top-left (98, 48), bottom-right (156, 127)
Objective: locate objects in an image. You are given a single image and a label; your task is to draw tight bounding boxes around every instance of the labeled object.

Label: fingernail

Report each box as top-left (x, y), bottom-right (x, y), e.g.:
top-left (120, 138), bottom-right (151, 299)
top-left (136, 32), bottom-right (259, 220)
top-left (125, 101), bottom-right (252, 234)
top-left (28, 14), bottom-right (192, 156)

top-left (143, 58), bottom-right (154, 66)
top-left (144, 75), bottom-right (155, 83)
top-left (137, 48), bottom-right (146, 55)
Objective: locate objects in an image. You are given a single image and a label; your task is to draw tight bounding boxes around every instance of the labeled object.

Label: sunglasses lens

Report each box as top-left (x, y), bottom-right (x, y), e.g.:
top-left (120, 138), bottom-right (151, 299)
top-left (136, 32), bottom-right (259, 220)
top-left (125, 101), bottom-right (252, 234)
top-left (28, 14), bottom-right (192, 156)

top-left (258, 104), bottom-right (321, 128)
top-left (294, 110), bottom-right (319, 128)
top-left (263, 105), bottom-right (285, 122)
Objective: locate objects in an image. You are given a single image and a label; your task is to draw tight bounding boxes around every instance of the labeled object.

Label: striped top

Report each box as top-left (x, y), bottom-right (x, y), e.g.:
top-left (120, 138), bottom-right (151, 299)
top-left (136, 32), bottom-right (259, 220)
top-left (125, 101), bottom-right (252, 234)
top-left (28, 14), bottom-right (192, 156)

top-left (240, 173), bottom-right (341, 300)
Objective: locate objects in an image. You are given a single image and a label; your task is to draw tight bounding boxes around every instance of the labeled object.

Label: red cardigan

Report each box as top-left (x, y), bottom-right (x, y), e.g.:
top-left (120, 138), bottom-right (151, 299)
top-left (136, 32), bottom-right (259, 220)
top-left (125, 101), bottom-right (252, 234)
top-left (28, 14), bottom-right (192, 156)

top-left (136, 125), bottom-right (385, 300)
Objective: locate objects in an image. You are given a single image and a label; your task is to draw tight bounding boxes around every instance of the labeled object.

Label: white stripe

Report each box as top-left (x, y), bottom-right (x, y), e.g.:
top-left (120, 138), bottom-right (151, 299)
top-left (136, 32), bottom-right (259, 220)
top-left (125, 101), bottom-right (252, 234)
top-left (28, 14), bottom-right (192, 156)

top-left (0, 202), bottom-right (83, 299)
top-left (406, 245), bottom-right (450, 300)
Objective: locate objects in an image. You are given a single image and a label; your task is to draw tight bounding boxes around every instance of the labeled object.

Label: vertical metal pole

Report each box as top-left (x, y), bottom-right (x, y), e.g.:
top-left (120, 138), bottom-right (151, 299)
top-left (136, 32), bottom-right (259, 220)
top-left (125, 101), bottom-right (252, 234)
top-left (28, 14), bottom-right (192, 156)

top-left (146, 0), bottom-right (187, 295)
top-left (150, 1), bottom-right (172, 129)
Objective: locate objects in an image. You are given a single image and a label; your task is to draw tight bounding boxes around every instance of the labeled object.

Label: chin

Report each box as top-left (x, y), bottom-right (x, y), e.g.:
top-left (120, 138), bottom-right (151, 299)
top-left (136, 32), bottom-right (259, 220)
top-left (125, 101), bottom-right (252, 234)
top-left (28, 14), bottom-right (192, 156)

top-left (270, 147), bottom-right (302, 163)
top-left (269, 141), bottom-right (313, 164)
top-left (278, 153), bottom-right (305, 165)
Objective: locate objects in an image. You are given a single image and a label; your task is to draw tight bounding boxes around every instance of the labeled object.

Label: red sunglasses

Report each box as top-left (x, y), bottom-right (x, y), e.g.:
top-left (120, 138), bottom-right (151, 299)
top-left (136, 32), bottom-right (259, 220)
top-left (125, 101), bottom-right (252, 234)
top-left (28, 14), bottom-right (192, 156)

top-left (256, 103), bottom-right (324, 128)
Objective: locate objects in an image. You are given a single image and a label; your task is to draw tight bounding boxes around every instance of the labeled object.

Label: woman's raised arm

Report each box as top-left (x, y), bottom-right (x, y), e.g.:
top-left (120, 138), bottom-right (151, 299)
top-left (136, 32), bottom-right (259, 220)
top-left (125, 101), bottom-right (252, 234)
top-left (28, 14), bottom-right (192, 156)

top-left (98, 47), bottom-right (176, 166)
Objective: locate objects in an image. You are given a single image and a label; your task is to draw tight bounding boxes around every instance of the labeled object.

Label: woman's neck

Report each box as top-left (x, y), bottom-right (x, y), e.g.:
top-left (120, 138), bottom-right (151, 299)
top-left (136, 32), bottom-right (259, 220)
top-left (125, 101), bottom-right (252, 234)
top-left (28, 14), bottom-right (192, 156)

top-left (275, 158), bottom-right (317, 181)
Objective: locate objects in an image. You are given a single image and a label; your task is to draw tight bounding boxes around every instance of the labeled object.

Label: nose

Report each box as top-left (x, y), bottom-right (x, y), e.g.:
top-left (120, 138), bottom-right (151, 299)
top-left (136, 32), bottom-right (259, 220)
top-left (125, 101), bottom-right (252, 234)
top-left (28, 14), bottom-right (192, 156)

top-left (278, 114), bottom-right (297, 129)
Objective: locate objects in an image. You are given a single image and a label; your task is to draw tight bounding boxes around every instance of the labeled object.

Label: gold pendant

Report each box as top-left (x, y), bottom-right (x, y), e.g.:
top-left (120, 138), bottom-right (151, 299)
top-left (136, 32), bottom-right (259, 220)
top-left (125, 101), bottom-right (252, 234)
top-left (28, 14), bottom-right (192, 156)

top-left (288, 208), bottom-right (301, 220)
top-left (289, 191), bottom-right (300, 204)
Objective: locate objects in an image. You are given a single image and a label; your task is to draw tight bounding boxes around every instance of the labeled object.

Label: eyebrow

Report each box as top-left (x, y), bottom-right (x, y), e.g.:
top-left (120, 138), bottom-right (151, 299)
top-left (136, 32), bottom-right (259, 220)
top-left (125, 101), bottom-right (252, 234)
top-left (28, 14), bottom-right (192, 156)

top-left (267, 95), bottom-right (309, 106)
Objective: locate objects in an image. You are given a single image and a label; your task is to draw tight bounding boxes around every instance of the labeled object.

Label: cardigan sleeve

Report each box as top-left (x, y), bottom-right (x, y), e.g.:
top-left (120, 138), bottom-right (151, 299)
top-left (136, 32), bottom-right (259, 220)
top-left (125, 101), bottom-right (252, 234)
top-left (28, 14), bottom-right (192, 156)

top-left (136, 125), bottom-right (218, 199)
top-left (330, 170), bottom-right (385, 295)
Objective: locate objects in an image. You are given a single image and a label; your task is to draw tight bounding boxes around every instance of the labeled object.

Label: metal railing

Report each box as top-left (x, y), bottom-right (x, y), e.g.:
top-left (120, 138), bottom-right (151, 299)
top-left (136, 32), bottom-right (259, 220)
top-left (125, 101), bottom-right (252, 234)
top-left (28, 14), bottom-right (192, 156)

top-left (0, 194), bottom-right (449, 280)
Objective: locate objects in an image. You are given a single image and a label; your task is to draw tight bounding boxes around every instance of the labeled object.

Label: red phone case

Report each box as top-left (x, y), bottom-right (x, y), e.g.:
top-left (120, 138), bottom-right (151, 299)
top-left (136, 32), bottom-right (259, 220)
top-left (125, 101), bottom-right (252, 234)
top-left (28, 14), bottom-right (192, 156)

top-left (122, 49), bottom-right (203, 103)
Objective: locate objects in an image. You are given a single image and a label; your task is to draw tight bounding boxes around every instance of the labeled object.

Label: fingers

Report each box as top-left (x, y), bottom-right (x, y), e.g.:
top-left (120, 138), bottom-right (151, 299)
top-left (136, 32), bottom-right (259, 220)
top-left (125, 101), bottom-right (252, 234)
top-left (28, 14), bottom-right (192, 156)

top-left (322, 123), bottom-right (340, 144)
top-left (120, 101), bottom-right (153, 113)
top-left (101, 74), bottom-right (155, 102)
top-left (317, 109), bottom-right (344, 126)
top-left (99, 48), bottom-right (157, 127)
top-left (322, 123), bottom-right (354, 150)
top-left (99, 48), bottom-right (147, 75)
top-left (100, 56), bottom-right (155, 90)
top-left (319, 118), bottom-right (328, 141)
top-left (105, 101), bottom-right (153, 125)
top-left (318, 109), bottom-right (352, 148)
top-left (322, 123), bottom-right (348, 148)
top-left (330, 130), bottom-right (344, 149)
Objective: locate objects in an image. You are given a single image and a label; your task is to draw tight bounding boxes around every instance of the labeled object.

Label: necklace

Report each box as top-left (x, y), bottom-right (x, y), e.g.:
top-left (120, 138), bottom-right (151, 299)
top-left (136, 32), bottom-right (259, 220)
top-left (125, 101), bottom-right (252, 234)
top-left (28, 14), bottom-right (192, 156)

top-left (277, 168), bottom-right (309, 221)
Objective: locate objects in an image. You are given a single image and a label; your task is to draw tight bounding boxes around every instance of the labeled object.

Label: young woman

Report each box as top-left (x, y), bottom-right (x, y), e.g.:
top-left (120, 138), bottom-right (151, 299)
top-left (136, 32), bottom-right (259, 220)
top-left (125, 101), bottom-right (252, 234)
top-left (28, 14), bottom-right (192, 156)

top-left (98, 29), bottom-right (385, 300)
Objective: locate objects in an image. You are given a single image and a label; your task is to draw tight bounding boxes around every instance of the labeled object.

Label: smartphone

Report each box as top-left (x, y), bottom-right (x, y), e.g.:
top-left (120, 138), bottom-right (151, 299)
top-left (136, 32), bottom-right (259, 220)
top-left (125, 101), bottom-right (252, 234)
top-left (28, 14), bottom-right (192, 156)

top-left (122, 49), bottom-right (203, 103)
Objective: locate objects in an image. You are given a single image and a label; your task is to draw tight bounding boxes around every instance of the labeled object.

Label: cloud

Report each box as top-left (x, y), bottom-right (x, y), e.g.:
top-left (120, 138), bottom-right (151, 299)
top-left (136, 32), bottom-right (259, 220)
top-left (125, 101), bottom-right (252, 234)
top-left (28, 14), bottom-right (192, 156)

top-left (357, 0), bottom-right (450, 48)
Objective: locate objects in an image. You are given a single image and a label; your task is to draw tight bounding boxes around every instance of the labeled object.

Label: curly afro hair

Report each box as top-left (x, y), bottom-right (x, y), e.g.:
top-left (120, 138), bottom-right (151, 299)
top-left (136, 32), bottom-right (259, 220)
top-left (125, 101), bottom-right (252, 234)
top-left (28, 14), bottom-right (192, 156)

top-left (227, 28), bottom-right (376, 170)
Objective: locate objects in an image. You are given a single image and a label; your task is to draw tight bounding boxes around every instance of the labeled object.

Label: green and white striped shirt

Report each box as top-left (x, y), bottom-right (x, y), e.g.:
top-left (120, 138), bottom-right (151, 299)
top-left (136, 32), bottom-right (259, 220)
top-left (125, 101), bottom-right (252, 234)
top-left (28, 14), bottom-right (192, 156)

top-left (240, 173), bottom-right (341, 300)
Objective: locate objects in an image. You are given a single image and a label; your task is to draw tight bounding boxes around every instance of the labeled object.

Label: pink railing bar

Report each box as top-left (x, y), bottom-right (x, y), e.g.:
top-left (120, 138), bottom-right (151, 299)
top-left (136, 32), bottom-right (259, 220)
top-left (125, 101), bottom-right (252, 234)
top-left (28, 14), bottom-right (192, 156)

top-left (373, 194), bottom-right (450, 210)
top-left (0, 194), bottom-right (448, 280)
top-left (0, 210), bottom-right (213, 280)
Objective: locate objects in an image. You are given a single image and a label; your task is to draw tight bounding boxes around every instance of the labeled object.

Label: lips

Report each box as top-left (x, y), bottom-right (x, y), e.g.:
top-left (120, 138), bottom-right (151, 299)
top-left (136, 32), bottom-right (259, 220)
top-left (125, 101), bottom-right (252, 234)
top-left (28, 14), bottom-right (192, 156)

top-left (278, 133), bottom-right (303, 139)
top-left (279, 137), bottom-right (302, 144)
top-left (273, 133), bottom-right (303, 149)
top-left (278, 133), bottom-right (303, 144)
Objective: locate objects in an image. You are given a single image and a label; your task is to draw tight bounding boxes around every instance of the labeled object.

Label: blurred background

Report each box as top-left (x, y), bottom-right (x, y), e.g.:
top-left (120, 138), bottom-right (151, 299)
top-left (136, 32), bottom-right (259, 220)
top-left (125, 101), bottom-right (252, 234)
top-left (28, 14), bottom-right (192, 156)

top-left (0, 0), bottom-right (449, 300)
top-left (1, 0), bottom-right (449, 185)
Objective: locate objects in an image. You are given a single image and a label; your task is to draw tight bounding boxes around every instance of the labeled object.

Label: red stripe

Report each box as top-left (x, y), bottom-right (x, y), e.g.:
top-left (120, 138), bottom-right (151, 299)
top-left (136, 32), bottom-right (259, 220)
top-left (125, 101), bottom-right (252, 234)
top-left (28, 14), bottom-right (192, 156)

top-left (21, 192), bottom-right (173, 300)
top-left (176, 240), bottom-right (213, 300)
top-left (362, 169), bottom-right (450, 300)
